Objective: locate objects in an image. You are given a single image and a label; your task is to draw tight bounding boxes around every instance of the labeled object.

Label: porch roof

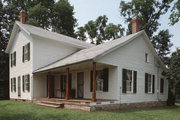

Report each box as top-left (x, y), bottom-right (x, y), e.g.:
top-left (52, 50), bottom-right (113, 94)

top-left (33, 31), bottom-right (143, 73)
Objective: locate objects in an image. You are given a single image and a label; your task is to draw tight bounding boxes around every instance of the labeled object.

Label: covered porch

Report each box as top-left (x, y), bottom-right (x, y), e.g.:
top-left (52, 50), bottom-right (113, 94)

top-left (33, 61), bottom-right (119, 105)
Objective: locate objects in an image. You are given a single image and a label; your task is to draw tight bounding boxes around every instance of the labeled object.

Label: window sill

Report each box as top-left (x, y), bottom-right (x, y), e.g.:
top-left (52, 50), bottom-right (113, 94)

top-left (23, 60), bottom-right (30, 63)
top-left (145, 93), bottom-right (154, 94)
top-left (22, 91), bottom-right (30, 93)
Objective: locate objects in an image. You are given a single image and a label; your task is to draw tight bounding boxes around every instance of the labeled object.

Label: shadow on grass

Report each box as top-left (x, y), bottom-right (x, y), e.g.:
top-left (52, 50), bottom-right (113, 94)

top-left (108, 104), bottom-right (180, 114)
top-left (0, 111), bottom-right (70, 120)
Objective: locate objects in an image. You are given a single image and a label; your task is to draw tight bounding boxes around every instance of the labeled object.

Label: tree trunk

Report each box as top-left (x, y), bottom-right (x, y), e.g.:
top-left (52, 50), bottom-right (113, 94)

top-left (167, 82), bottom-right (176, 106)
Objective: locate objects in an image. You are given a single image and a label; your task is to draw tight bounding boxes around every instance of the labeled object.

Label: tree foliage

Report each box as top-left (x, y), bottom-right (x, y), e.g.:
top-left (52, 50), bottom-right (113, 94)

top-left (170, 0), bottom-right (180, 25)
top-left (76, 15), bottom-right (124, 45)
top-left (166, 48), bottom-right (180, 105)
top-left (0, 1), bottom-right (9, 83)
top-left (52, 0), bottom-right (77, 37)
top-left (152, 30), bottom-right (173, 60)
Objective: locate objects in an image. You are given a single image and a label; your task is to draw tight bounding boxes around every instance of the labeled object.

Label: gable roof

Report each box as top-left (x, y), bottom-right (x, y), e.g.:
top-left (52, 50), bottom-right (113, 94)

top-left (5, 21), bottom-right (94, 53)
top-left (34, 30), bottom-right (165, 73)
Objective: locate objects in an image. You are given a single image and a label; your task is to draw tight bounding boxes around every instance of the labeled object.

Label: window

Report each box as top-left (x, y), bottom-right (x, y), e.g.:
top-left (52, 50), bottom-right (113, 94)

top-left (160, 78), bottom-right (164, 93)
top-left (122, 69), bottom-right (137, 93)
top-left (145, 53), bottom-right (149, 63)
top-left (23, 43), bottom-right (30, 62)
top-left (147, 74), bottom-right (152, 93)
top-left (96, 70), bottom-right (104, 91)
top-left (23, 74), bottom-right (30, 92)
top-left (11, 52), bottom-right (16, 67)
top-left (90, 68), bottom-right (109, 92)
top-left (145, 73), bottom-right (155, 94)
top-left (11, 77), bottom-right (16, 92)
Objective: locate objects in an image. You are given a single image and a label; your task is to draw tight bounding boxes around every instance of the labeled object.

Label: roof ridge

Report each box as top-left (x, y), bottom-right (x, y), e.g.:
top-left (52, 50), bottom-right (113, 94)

top-left (15, 21), bottom-right (94, 48)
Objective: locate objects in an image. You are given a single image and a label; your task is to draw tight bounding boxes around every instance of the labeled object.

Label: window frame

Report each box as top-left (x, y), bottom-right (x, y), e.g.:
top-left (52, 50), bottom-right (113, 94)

top-left (11, 77), bottom-right (16, 92)
top-left (126, 69), bottom-right (134, 93)
top-left (23, 74), bottom-right (30, 92)
top-left (96, 70), bottom-right (104, 91)
top-left (11, 52), bottom-right (16, 67)
top-left (145, 73), bottom-right (155, 94)
top-left (23, 43), bottom-right (30, 62)
top-left (160, 78), bottom-right (164, 94)
top-left (147, 74), bottom-right (153, 93)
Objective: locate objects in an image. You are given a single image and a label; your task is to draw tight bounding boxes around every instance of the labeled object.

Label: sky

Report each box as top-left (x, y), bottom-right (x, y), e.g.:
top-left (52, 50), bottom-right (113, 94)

top-left (68, 0), bottom-right (180, 53)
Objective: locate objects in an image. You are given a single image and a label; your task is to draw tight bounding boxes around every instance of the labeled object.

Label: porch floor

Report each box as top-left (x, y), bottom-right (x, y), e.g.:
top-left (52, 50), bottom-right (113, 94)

top-left (33, 98), bottom-right (118, 111)
top-left (34, 97), bottom-right (116, 104)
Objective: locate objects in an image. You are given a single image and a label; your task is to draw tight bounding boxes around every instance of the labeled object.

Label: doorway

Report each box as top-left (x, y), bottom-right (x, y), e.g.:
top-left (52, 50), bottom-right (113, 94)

top-left (77, 72), bottom-right (84, 98)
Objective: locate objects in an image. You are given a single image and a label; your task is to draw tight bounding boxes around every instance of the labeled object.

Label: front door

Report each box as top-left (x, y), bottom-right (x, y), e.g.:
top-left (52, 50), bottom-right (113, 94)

top-left (77, 72), bottom-right (84, 98)
top-left (18, 76), bottom-right (21, 97)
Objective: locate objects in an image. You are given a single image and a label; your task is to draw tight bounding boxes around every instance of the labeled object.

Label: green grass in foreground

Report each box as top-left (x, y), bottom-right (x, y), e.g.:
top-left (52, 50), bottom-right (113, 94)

top-left (0, 100), bottom-right (180, 120)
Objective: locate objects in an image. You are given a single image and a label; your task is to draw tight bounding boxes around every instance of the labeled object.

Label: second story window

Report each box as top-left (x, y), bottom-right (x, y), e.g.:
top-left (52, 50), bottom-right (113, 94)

top-left (145, 53), bottom-right (149, 63)
top-left (11, 51), bottom-right (16, 67)
top-left (22, 43), bottom-right (30, 62)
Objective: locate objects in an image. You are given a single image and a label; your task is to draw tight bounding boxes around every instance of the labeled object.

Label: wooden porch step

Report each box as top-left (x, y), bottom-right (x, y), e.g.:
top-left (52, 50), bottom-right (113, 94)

top-left (40, 101), bottom-right (63, 105)
top-left (35, 100), bottom-right (64, 108)
top-left (36, 102), bottom-right (63, 108)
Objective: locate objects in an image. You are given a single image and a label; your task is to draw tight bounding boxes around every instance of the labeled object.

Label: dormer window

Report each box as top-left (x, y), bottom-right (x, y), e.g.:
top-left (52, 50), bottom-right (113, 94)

top-left (11, 51), bottom-right (16, 67)
top-left (145, 53), bottom-right (149, 63)
top-left (22, 43), bottom-right (30, 62)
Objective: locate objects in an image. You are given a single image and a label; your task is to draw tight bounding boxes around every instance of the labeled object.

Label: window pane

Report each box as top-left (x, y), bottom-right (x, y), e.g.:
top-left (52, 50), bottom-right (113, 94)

top-left (126, 70), bottom-right (132, 92)
top-left (96, 70), bottom-right (103, 91)
top-left (147, 74), bottom-right (152, 93)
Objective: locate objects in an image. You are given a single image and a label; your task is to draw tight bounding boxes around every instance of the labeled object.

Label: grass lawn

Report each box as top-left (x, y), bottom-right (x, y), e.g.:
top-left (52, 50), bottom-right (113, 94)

top-left (0, 100), bottom-right (180, 120)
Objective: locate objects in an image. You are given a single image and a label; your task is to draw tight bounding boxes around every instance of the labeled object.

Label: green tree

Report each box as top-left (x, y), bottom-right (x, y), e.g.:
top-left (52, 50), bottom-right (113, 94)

top-left (0, 1), bottom-right (9, 94)
top-left (76, 27), bottom-right (86, 41)
top-left (152, 30), bottom-right (173, 60)
top-left (170, 0), bottom-right (180, 25)
top-left (166, 48), bottom-right (180, 105)
top-left (26, 3), bottom-right (50, 29)
top-left (105, 23), bottom-right (124, 40)
top-left (52, 0), bottom-right (77, 37)
top-left (76, 15), bottom-right (124, 45)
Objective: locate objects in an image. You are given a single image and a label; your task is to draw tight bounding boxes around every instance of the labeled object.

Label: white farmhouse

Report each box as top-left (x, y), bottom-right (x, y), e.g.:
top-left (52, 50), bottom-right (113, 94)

top-left (5, 11), bottom-right (168, 111)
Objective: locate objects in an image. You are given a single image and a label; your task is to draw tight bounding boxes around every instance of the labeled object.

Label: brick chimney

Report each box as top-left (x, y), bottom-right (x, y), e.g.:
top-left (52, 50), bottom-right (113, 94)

top-left (19, 10), bottom-right (26, 24)
top-left (131, 18), bottom-right (140, 34)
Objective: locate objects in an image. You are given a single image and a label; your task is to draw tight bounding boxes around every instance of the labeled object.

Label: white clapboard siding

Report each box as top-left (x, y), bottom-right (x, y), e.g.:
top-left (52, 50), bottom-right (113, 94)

top-left (97, 35), bottom-right (168, 103)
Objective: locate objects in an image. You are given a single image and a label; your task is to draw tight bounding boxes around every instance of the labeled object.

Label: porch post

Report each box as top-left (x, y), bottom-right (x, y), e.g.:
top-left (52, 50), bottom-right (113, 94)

top-left (65, 68), bottom-right (70, 100)
top-left (92, 62), bottom-right (97, 101)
